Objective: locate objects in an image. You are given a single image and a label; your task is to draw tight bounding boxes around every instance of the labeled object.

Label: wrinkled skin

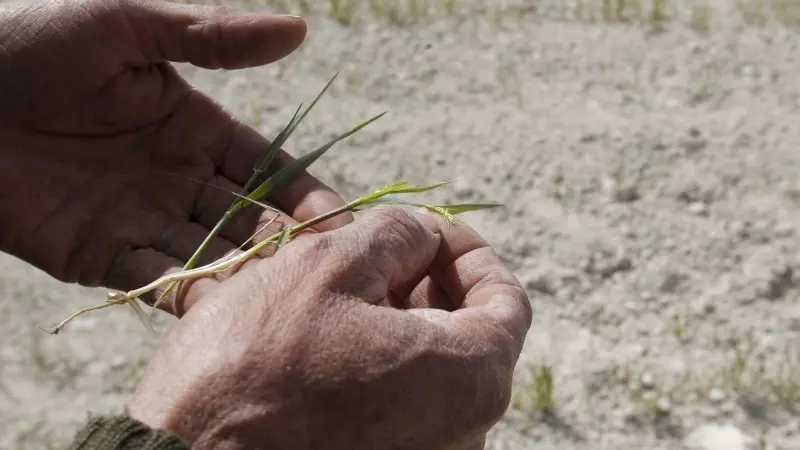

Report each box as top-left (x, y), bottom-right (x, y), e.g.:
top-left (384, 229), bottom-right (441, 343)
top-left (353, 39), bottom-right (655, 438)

top-left (0, 1), bottom-right (533, 449)
top-left (0, 0), bottom-right (350, 312)
top-left (130, 207), bottom-right (532, 450)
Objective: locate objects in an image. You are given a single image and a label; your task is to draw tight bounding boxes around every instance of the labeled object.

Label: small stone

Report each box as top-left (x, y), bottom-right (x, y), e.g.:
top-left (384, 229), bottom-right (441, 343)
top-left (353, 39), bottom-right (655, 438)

top-left (688, 202), bottom-right (709, 216)
top-left (684, 423), bottom-right (758, 450)
top-left (109, 355), bottom-right (127, 369)
top-left (615, 257), bottom-right (633, 272)
top-left (612, 184), bottom-right (641, 203)
top-left (640, 372), bottom-right (656, 390)
top-left (708, 388), bottom-right (726, 404)
top-left (519, 268), bottom-right (556, 296)
top-left (655, 396), bottom-right (672, 415)
top-left (86, 360), bottom-right (110, 376)
top-left (789, 317), bottom-right (800, 332)
top-left (729, 220), bottom-right (749, 238)
top-left (682, 128), bottom-right (708, 153)
top-left (452, 179), bottom-right (475, 199)
top-left (774, 222), bottom-right (794, 238)
top-left (620, 224), bottom-right (637, 238)
top-left (660, 271), bottom-right (687, 293)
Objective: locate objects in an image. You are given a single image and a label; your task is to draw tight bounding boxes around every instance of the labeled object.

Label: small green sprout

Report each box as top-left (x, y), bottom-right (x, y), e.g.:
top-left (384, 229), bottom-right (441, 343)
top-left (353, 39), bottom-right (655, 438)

top-left (40, 73), bottom-right (503, 335)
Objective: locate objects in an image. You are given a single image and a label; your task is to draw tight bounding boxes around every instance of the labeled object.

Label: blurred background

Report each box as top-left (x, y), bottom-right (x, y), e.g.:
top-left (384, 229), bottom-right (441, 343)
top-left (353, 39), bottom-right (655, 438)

top-left (2, 1), bottom-right (800, 449)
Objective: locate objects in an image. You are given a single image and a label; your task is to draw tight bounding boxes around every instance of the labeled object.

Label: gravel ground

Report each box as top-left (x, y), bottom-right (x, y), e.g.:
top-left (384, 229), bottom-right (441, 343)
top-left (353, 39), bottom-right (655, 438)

top-left (2, 1), bottom-right (800, 449)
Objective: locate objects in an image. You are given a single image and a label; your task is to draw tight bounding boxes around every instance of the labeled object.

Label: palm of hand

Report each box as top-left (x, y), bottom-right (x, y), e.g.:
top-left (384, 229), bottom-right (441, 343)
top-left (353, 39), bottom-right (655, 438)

top-left (0, 0), bottom-right (343, 310)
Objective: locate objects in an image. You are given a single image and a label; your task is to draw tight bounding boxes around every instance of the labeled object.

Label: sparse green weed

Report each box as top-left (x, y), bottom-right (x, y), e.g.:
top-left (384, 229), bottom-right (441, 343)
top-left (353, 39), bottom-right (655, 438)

top-left (515, 363), bottom-right (556, 415)
top-left (690, 4), bottom-right (712, 31)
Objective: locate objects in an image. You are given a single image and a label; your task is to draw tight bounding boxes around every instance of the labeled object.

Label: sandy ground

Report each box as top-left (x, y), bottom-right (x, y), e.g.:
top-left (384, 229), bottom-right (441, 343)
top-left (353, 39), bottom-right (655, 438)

top-left (2, 1), bottom-right (800, 449)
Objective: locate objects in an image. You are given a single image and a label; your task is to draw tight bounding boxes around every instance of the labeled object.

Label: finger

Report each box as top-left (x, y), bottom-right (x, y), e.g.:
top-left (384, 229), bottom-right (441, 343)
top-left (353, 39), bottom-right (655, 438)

top-left (396, 275), bottom-right (452, 310)
top-left (105, 248), bottom-right (221, 317)
top-left (409, 210), bottom-right (532, 359)
top-left (217, 122), bottom-right (354, 231)
top-left (318, 207), bottom-right (441, 303)
top-left (389, 210), bottom-right (488, 310)
top-left (153, 221), bottom-right (239, 267)
top-left (129, 0), bottom-right (307, 69)
top-left (192, 174), bottom-right (299, 251)
top-left (409, 210), bottom-right (497, 306)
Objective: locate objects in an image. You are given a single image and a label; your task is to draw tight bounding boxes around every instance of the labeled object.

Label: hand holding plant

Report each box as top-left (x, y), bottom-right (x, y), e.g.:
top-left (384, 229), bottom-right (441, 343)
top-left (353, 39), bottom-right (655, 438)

top-left (0, 2), bottom-right (533, 449)
top-left (0, 0), bottom-right (343, 314)
top-left (128, 206), bottom-right (532, 450)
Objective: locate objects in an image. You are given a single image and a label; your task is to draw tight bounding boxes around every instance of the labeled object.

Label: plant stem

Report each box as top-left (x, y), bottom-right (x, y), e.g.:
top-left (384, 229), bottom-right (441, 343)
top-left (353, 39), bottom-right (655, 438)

top-left (122, 202), bottom-right (357, 302)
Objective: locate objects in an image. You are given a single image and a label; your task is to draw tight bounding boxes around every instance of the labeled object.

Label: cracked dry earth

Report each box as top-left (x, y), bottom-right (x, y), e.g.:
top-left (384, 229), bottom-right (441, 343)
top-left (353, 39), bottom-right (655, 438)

top-left (2, 3), bottom-right (800, 450)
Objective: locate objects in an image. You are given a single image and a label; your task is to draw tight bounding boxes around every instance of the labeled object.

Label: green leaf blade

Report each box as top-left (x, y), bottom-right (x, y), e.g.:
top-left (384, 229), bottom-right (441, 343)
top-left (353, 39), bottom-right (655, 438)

top-left (239, 111), bottom-right (387, 208)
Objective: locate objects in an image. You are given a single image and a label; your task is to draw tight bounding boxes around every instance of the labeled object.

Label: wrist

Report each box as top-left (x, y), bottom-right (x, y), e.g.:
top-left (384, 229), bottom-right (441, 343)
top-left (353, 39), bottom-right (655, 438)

top-left (68, 415), bottom-right (187, 450)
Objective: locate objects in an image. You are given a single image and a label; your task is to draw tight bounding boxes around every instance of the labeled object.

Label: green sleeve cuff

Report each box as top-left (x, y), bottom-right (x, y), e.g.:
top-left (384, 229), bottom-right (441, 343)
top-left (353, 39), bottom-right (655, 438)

top-left (68, 415), bottom-right (188, 450)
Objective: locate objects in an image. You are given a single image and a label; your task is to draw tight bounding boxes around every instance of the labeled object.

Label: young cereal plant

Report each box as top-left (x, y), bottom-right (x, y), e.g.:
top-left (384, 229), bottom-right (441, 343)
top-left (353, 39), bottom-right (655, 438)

top-left (408, 0), bottom-right (429, 24)
top-left (721, 331), bottom-right (761, 395)
top-left (690, 4), bottom-right (712, 32)
top-left (737, 0), bottom-right (769, 27)
top-left (766, 344), bottom-right (800, 412)
top-left (297, 0), bottom-right (313, 15)
top-left (650, 0), bottom-right (667, 28)
top-left (39, 73), bottom-right (503, 334)
top-left (606, 153), bottom-right (642, 203)
top-left (616, 0), bottom-right (628, 20)
top-left (368, 0), bottom-right (408, 26)
top-left (515, 362), bottom-right (556, 415)
top-left (772, 0), bottom-right (800, 28)
top-left (329, 0), bottom-right (360, 25)
top-left (532, 364), bottom-right (556, 413)
top-left (602, 0), bottom-right (629, 22)
top-left (440, 0), bottom-right (457, 16)
top-left (602, 0), bottom-right (613, 21)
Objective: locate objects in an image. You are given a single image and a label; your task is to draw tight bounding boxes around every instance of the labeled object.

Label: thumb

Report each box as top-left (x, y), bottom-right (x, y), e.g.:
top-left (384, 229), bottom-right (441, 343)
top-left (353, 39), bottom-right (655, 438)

top-left (129, 0), bottom-right (307, 69)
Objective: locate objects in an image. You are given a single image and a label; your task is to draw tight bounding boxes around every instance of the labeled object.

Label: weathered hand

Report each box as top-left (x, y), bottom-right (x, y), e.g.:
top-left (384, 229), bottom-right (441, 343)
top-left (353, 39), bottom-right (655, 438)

top-left (128, 207), bottom-right (532, 450)
top-left (0, 0), bottom-right (350, 312)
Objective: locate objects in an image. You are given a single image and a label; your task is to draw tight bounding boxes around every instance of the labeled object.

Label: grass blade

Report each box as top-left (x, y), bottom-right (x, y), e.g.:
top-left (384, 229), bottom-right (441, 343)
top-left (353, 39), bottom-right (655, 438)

top-left (353, 195), bottom-right (502, 224)
top-left (150, 76), bottom-right (341, 314)
top-left (433, 203), bottom-right (503, 215)
top-left (252, 72), bottom-right (339, 176)
top-left (357, 180), bottom-right (456, 204)
top-left (286, 72), bottom-right (339, 139)
top-left (235, 111), bottom-right (387, 211)
top-left (251, 102), bottom-right (304, 175)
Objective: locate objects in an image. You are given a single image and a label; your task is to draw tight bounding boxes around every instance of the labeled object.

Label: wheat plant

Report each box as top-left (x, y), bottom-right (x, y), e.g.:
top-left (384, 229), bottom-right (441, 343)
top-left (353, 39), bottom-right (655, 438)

top-left (40, 73), bottom-right (501, 335)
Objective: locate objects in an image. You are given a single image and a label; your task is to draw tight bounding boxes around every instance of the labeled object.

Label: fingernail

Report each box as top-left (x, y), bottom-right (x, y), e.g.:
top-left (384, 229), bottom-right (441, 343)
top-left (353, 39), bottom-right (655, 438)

top-left (281, 14), bottom-right (304, 21)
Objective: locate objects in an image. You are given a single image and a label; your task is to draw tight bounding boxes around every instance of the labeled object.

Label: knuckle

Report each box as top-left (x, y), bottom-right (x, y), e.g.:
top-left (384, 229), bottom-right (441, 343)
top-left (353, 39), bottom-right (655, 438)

top-left (205, 4), bottom-right (233, 16)
top-left (291, 233), bottom-right (334, 261)
top-left (367, 206), bottom-right (430, 248)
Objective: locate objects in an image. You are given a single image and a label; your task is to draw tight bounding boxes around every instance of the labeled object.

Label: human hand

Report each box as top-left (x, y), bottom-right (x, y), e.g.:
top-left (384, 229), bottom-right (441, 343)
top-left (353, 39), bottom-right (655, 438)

top-left (128, 207), bottom-right (532, 450)
top-left (0, 0), bottom-right (350, 312)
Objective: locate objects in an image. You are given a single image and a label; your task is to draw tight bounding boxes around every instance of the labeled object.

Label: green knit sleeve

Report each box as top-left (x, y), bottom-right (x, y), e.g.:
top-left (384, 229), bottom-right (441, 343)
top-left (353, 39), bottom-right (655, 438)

top-left (67, 415), bottom-right (188, 450)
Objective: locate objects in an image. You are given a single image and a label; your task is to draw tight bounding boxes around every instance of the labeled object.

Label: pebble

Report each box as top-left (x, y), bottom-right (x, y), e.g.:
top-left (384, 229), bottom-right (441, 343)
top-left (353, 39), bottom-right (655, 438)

top-left (653, 396), bottom-right (672, 416)
top-left (660, 271), bottom-right (687, 293)
top-left (684, 423), bottom-right (758, 450)
top-left (688, 202), bottom-right (709, 216)
top-left (520, 270), bottom-right (554, 295)
top-left (708, 388), bottom-right (726, 404)
top-left (639, 372), bottom-right (656, 390)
